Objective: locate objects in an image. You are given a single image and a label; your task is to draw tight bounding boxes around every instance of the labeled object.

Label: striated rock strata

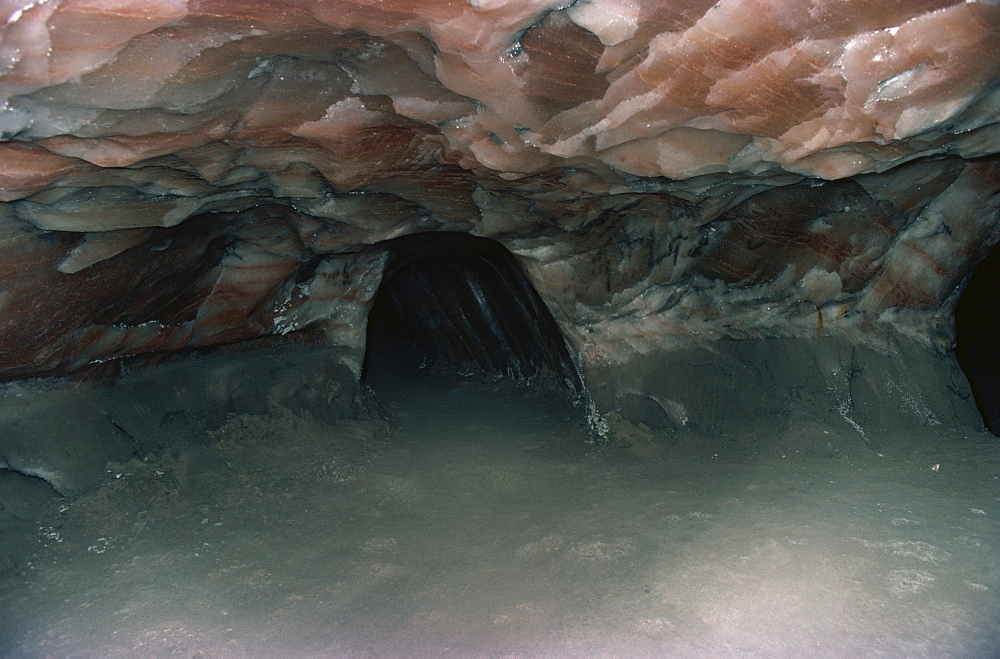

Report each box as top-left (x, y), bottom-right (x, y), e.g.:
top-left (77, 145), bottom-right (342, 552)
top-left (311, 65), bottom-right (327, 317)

top-left (0, 0), bottom-right (998, 460)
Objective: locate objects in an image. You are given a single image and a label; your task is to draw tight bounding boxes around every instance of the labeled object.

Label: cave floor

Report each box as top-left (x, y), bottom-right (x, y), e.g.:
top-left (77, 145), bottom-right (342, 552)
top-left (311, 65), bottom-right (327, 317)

top-left (2, 370), bottom-right (1000, 657)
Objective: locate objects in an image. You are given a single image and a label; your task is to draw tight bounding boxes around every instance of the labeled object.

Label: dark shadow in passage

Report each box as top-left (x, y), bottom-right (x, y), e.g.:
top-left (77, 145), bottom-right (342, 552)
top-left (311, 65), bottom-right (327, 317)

top-left (955, 243), bottom-right (1000, 436)
top-left (361, 233), bottom-right (582, 397)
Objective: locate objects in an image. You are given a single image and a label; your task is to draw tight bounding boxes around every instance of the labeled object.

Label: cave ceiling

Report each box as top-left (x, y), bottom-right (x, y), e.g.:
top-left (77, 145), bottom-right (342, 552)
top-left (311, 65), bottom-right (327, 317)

top-left (1, 0), bottom-right (999, 379)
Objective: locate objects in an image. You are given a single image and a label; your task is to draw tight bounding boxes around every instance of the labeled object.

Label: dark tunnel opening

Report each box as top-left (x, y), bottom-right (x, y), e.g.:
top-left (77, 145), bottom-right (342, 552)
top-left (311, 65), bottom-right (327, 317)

top-left (361, 232), bottom-right (583, 396)
top-left (955, 243), bottom-right (1000, 436)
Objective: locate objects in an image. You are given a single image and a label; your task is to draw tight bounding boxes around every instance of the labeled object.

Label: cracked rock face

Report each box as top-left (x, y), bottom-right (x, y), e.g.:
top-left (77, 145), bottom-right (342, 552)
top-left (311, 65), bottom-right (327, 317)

top-left (0, 0), bottom-right (998, 380)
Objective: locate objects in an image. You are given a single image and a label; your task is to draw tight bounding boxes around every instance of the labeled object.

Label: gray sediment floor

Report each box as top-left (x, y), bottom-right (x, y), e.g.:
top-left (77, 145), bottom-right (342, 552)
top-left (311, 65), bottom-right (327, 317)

top-left (2, 369), bottom-right (999, 657)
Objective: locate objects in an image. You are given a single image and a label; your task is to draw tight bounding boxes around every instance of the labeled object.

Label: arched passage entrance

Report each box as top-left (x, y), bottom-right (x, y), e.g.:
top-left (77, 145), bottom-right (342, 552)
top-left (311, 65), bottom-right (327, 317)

top-left (362, 232), bottom-right (582, 395)
top-left (955, 243), bottom-right (1000, 435)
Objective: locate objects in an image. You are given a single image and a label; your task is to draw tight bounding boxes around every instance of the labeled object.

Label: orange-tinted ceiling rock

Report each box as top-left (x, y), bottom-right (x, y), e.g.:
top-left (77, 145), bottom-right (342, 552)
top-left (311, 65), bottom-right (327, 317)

top-left (3, 0), bottom-right (998, 197)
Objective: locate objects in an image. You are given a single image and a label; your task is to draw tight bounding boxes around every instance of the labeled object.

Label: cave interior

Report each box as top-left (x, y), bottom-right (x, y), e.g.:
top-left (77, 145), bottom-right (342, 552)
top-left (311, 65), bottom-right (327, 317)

top-left (1, 0), bottom-right (1000, 654)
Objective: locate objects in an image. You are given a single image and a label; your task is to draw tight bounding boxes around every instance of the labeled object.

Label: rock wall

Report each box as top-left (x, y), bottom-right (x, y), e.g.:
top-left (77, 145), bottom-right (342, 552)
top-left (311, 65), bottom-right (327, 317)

top-left (585, 334), bottom-right (982, 449)
top-left (0, 0), bottom-right (997, 381)
top-left (1, 156), bottom-right (997, 382)
top-left (0, 0), bottom-right (998, 477)
top-left (0, 344), bottom-right (363, 496)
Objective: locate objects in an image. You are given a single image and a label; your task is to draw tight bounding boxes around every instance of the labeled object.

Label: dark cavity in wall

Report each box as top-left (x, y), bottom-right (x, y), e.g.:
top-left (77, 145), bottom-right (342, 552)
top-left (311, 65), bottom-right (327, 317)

top-left (361, 232), bottom-right (582, 395)
top-left (955, 242), bottom-right (1000, 435)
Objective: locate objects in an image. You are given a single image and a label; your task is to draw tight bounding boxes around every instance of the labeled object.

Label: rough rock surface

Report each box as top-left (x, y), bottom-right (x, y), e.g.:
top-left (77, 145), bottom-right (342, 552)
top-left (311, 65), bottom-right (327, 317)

top-left (0, 344), bottom-right (364, 495)
top-left (0, 0), bottom-right (997, 382)
top-left (3, 7), bottom-right (1000, 649)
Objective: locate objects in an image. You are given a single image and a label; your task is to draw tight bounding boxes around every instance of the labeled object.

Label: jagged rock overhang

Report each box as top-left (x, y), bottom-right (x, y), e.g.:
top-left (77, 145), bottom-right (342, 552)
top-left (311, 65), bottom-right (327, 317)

top-left (1, 155), bottom-right (997, 383)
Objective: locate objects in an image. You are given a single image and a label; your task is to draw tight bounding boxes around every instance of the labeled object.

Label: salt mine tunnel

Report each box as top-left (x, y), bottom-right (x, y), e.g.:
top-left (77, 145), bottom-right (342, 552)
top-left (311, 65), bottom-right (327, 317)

top-left (2, 0), bottom-right (1000, 655)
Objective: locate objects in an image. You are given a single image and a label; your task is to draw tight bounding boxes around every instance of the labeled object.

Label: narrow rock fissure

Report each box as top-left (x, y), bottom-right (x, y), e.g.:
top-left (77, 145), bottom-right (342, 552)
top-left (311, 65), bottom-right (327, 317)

top-left (954, 242), bottom-right (1000, 435)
